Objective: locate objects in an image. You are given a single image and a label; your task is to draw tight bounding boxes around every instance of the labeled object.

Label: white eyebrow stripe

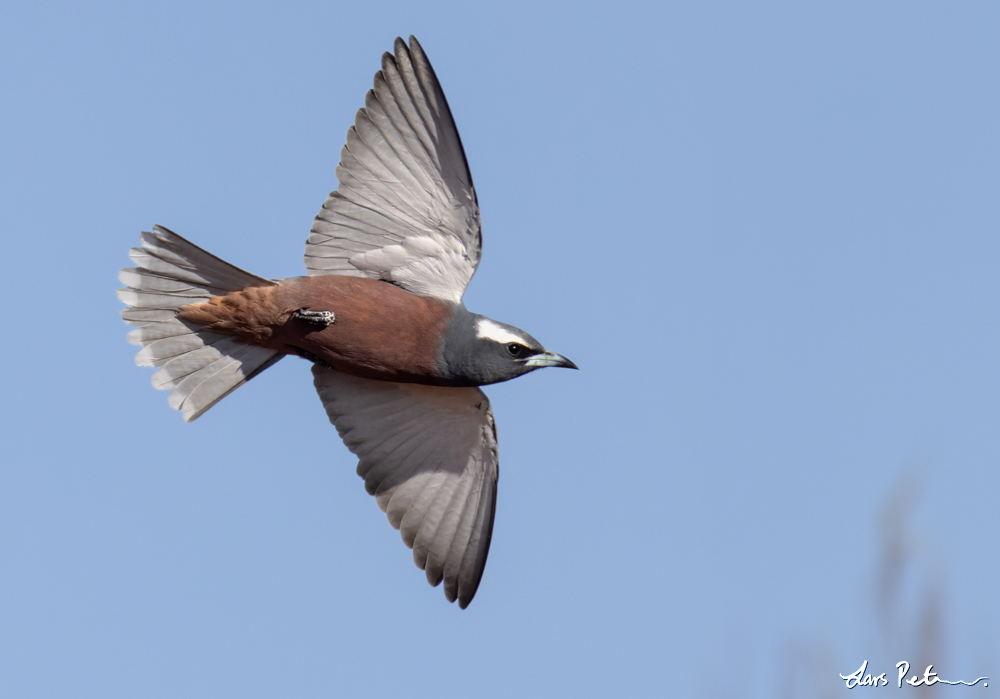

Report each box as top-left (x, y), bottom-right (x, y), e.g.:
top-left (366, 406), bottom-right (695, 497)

top-left (476, 319), bottom-right (527, 345)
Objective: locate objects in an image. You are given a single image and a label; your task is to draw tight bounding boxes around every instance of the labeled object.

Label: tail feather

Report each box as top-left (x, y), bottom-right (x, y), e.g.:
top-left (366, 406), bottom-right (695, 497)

top-left (126, 317), bottom-right (205, 345)
top-left (122, 308), bottom-right (179, 325)
top-left (118, 269), bottom-right (219, 297)
top-left (134, 331), bottom-right (233, 367)
top-left (148, 337), bottom-right (282, 417)
top-left (118, 225), bottom-right (283, 422)
top-left (131, 229), bottom-right (271, 290)
top-left (153, 345), bottom-right (233, 389)
top-left (167, 343), bottom-right (283, 421)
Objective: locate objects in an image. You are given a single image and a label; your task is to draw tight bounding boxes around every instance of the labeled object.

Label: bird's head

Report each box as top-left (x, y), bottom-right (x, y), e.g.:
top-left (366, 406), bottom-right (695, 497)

top-left (437, 310), bottom-right (577, 387)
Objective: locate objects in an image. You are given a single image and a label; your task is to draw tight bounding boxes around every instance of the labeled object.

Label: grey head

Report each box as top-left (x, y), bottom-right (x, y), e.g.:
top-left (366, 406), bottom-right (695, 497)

top-left (437, 307), bottom-right (577, 387)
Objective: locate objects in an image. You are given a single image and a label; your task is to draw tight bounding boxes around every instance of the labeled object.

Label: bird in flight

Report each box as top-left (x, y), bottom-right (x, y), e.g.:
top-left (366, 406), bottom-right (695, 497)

top-left (118, 36), bottom-right (576, 608)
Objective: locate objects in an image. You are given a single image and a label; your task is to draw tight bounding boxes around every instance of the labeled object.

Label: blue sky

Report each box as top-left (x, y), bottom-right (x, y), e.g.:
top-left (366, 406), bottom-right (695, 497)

top-left (2, 1), bottom-right (997, 696)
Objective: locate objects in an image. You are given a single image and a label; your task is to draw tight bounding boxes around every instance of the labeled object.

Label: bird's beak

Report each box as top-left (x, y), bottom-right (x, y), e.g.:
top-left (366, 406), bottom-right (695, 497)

top-left (523, 350), bottom-right (578, 370)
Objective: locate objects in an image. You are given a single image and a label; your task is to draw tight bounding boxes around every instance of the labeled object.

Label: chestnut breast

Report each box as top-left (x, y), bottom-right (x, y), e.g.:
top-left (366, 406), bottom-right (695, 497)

top-left (179, 275), bottom-right (456, 385)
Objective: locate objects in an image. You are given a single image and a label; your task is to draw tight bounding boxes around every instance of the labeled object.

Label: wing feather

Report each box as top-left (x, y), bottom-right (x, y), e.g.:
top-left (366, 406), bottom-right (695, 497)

top-left (313, 366), bottom-right (499, 608)
top-left (305, 36), bottom-right (482, 304)
top-left (418, 466), bottom-right (476, 587)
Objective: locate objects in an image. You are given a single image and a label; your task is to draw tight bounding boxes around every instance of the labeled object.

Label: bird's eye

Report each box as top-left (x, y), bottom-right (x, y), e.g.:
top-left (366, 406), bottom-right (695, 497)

top-left (506, 343), bottom-right (524, 357)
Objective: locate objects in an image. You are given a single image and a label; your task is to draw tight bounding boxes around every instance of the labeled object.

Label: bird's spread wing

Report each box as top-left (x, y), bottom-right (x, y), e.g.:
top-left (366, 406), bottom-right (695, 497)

top-left (304, 36), bottom-right (482, 304)
top-left (312, 366), bottom-right (498, 608)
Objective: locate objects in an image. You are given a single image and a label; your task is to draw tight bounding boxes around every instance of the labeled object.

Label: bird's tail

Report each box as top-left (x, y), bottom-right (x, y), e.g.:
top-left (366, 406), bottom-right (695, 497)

top-left (117, 225), bottom-right (284, 422)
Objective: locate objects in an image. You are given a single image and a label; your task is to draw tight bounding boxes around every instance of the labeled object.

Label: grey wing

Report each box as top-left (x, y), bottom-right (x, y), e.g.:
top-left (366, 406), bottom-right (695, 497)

top-left (313, 366), bottom-right (498, 608)
top-left (305, 36), bottom-right (482, 304)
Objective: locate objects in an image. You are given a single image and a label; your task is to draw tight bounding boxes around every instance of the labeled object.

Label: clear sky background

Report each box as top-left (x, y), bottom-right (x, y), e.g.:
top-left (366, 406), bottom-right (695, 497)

top-left (1, 1), bottom-right (997, 697)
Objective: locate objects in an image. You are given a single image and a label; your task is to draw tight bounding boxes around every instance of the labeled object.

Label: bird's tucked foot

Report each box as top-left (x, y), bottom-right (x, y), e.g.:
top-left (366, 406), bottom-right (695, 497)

top-left (293, 309), bottom-right (336, 327)
top-left (294, 347), bottom-right (333, 369)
